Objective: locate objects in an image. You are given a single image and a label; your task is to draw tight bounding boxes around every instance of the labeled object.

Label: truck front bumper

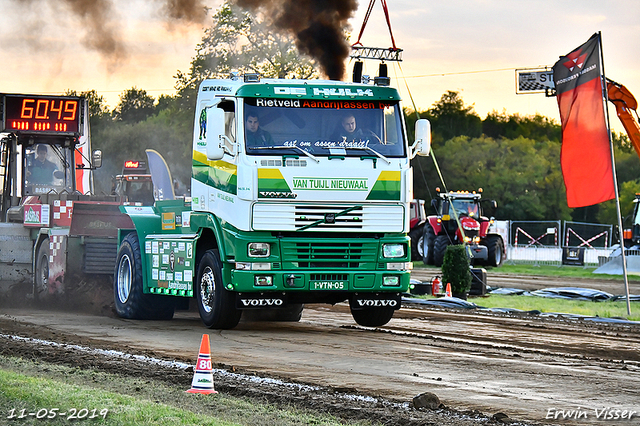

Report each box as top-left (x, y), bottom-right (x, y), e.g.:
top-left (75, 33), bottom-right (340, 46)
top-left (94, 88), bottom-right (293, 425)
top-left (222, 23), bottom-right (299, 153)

top-left (229, 268), bottom-right (412, 294)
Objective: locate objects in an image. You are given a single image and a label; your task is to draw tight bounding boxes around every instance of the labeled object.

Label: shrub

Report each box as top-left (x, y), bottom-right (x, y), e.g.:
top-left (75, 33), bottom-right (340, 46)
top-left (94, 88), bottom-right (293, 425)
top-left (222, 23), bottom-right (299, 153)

top-left (442, 244), bottom-right (472, 295)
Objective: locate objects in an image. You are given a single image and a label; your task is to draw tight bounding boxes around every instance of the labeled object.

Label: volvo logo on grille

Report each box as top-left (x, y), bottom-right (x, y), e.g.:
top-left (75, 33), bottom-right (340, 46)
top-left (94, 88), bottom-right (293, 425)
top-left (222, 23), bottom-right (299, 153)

top-left (325, 213), bottom-right (336, 224)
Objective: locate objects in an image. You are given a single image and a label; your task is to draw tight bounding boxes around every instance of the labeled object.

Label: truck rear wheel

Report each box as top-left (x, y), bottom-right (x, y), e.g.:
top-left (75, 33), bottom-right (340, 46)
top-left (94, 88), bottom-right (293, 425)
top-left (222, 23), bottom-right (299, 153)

top-left (350, 306), bottom-right (395, 327)
top-left (114, 232), bottom-right (174, 320)
top-left (433, 234), bottom-right (450, 267)
top-left (196, 249), bottom-right (241, 329)
top-left (485, 235), bottom-right (504, 267)
top-left (422, 225), bottom-right (435, 265)
top-left (33, 238), bottom-right (50, 302)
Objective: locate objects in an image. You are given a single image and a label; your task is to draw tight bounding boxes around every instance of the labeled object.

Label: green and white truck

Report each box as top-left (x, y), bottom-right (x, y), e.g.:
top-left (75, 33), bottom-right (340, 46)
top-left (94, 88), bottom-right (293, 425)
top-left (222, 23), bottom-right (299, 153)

top-left (114, 74), bottom-right (431, 329)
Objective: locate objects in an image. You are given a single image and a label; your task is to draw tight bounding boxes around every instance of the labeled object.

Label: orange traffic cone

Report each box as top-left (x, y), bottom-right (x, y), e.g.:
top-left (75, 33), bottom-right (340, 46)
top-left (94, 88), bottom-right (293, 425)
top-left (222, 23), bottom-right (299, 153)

top-left (186, 334), bottom-right (218, 394)
top-left (445, 283), bottom-right (452, 297)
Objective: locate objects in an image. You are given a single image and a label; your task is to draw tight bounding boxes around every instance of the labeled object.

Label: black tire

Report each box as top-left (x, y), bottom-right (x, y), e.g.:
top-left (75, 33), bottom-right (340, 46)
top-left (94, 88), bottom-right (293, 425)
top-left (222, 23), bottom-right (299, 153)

top-left (243, 304), bottom-right (304, 322)
top-left (350, 306), bottom-right (395, 327)
top-left (433, 234), bottom-right (450, 267)
top-left (114, 232), bottom-right (174, 320)
top-left (196, 249), bottom-right (241, 329)
top-left (485, 235), bottom-right (504, 267)
top-left (422, 225), bottom-right (435, 265)
top-left (33, 238), bottom-right (50, 302)
top-left (409, 225), bottom-right (423, 261)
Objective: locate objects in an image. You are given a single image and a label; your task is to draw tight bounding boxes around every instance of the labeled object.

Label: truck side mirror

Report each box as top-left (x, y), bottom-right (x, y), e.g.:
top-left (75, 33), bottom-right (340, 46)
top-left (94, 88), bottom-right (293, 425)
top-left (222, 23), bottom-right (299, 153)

top-left (430, 198), bottom-right (438, 213)
top-left (206, 107), bottom-right (225, 161)
top-left (492, 200), bottom-right (498, 209)
top-left (412, 119), bottom-right (431, 157)
top-left (92, 150), bottom-right (102, 169)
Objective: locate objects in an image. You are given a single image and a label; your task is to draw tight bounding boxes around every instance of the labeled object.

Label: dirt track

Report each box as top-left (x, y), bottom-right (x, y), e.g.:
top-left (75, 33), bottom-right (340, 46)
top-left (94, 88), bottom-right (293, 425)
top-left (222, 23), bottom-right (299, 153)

top-left (1, 271), bottom-right (639, 425)
top-left (1, 270), bottom-right (639, 426)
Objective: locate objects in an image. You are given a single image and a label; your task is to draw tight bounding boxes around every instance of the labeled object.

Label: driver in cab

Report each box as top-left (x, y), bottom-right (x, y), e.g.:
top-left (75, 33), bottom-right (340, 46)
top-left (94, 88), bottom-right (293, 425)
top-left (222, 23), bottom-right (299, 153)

top-left (26, 144), bottom-right (58, 185)
top-left (245, 113), bottom-right (274, 147)
top-left (335, 114), bottom-right (382, 145)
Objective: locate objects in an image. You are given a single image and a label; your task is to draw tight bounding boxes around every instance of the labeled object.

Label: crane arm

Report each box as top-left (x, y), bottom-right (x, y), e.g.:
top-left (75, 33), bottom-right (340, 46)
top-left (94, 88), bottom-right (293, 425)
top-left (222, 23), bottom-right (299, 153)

top-left (607, 79), bottom-right (640, 158)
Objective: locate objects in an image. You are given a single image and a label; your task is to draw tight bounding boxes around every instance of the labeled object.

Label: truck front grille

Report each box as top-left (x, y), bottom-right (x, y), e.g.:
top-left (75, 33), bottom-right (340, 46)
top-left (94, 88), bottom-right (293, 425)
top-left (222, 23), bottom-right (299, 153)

top-left (281, 241), bottom-right (378, 269)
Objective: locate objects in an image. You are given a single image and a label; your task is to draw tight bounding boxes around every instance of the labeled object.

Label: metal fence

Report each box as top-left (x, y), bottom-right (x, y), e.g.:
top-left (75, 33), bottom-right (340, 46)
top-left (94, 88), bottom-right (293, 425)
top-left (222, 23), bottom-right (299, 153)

top-left (502, 220), bottom-right (615, 267)
top-left (506, 245), bottom-right (614, 267)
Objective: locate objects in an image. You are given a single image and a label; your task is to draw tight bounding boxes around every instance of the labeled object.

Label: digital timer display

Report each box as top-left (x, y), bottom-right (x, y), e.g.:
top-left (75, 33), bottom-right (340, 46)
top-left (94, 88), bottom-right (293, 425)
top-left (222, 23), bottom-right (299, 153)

top-left (2, 95), bottom-right (81, 134)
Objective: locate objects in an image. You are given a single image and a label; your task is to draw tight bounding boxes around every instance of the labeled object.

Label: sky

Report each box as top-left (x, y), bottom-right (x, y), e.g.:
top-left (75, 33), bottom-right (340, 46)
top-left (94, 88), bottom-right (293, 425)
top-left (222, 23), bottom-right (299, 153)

top-left (1, 0), bottom-right (638, 134)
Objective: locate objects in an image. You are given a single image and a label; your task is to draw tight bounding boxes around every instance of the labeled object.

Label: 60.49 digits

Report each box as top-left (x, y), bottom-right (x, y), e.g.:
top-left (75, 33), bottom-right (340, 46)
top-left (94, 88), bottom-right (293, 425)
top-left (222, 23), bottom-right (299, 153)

top-left (7, 407), bottom-right (109, 420)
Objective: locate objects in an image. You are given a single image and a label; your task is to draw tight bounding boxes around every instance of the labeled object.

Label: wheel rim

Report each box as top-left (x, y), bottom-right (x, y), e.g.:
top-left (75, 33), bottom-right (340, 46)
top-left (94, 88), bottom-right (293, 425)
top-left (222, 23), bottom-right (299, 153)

top-left (117, 254), bottom-right (132, 304)
top-left (495, 245), bottom-right (502, 264)
top-left (200, 266), bottom-right (215, 314)
top-left (417, 235), bottom-right (424, 257)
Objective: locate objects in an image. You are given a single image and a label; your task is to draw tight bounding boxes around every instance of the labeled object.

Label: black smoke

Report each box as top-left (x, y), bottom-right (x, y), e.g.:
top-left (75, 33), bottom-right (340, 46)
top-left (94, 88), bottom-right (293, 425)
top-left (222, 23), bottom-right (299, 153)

top-left (236, 0), bottom-right (359, 80)
top-left (12, 0), bottom-right (207, 65)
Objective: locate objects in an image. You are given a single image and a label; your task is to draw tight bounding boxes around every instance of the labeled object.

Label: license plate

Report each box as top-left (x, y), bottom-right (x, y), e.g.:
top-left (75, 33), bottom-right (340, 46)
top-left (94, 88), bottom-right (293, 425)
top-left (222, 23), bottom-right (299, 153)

top-left (310, 281), bottom-right (347, 290)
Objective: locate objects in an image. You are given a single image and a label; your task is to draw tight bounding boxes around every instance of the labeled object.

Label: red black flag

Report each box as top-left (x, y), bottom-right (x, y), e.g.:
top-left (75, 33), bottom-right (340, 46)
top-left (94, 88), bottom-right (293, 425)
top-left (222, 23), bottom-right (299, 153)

top-left (553, 33), bottom-right (614, 208)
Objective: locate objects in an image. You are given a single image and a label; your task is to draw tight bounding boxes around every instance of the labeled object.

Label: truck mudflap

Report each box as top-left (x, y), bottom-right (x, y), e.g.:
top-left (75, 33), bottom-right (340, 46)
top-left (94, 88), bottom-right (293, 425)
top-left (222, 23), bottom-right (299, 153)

top-left (236, 292), bottom-right (287, 309)
top-left (349, 292), bottom-right (402, 310)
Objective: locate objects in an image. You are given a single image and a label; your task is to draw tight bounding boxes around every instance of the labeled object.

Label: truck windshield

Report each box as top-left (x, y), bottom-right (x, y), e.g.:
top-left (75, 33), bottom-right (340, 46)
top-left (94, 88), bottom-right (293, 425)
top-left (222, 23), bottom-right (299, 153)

top-left (24, 144), bottom-right (72, 195)
top-left (243, 98), bottom-right (406, 157)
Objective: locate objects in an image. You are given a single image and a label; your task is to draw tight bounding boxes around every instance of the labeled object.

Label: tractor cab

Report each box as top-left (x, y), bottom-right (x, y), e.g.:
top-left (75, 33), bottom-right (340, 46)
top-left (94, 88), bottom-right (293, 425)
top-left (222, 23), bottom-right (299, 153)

top-left (112, 160), bottom-right (154, 205)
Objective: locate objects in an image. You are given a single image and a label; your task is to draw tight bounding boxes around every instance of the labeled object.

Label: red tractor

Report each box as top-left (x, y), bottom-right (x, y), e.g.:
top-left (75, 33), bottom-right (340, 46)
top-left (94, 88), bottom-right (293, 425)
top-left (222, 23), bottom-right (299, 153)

top-left (422, 189), bottom-right (504, 267)
top-left (409, 199), bottom-right (427, 261)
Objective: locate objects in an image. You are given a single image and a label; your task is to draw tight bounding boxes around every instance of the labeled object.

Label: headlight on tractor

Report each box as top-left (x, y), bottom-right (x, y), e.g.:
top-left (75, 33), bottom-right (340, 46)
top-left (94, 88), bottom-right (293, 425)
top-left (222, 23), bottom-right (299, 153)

top-left (248, 242), bottom-right (270, 257)
top-left (383, 244), bottom-right (405, 258)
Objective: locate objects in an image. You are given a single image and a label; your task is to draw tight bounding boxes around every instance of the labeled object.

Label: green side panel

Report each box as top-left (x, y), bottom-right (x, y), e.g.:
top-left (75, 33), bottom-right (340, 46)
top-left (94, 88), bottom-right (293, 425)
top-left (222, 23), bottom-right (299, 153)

top-left (143, 235), bottom-right (196, 297)
top-left (192, 157), bottom-right (237, 195)
top-left (258, 178), bottom-right (292, 192)
top-left (366, 179), bottom-right (401, 200)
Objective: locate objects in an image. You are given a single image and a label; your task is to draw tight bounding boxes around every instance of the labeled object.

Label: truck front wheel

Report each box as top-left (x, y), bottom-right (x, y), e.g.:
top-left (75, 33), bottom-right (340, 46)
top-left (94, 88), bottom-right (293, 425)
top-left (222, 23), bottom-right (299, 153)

top-left (196, 249), bottom-right (241, 329)
top-left (350, 306), bottom-right (395, 327)
top-left (114, 232), bottom-right (174, 320)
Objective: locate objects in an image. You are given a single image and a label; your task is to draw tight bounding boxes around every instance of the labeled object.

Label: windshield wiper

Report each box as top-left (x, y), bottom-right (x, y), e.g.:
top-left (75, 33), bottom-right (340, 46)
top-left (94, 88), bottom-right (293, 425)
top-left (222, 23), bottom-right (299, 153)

top-left (250, 145), bottom-right (320, 163)
top-left (341, 145), bottom-right (391, 165)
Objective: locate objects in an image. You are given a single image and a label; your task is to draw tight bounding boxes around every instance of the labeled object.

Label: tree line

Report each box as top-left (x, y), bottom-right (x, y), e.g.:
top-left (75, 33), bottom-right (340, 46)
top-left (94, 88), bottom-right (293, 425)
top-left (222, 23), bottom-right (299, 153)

top-left (69, 0), bottom-right (640, 227)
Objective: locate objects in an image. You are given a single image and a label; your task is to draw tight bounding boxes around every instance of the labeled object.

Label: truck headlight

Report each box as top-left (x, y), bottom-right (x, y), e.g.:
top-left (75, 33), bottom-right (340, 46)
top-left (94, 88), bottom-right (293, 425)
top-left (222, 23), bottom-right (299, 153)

top-left (383, 244), bottom-right (405, 258)
top-left (248, 242), bottom-right (270, 257)
top-left (382, 276), bottom-right (400, 286)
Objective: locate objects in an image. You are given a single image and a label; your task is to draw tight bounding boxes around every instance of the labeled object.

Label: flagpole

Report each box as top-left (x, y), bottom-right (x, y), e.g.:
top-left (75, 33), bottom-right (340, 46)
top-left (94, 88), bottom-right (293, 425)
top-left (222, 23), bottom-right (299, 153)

top-left (598, 32), bottom-right (632, 315)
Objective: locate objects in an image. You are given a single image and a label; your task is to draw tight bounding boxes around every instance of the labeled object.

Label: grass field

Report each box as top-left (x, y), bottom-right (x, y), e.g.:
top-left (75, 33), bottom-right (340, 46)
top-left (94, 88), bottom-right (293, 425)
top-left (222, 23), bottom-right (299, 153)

top-left (414, 262), bottom-right (640, 281)
top-left (412, 263), bottom-right (639, 320)
top-left (0, 356), bottom-right (374, 426)
top-left (469, 294), bottom-right (640, 321)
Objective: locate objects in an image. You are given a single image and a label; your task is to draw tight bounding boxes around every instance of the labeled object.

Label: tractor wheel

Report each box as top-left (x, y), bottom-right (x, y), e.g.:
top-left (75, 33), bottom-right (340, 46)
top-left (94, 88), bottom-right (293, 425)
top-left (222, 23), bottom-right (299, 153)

top-left (350, 306), bottom-right (395, 327)
top-left (114, 232), bottom-right (174, 320)
top-left (433, 234), bottom-right (450, 267)
top-left (486, 235), bottom-right (504, 267)
top-left (422, 225), bottom-right (435, 265)
top-left (409, 225), bottom-right (424, 261)
top-left (196, 249), bottom-right (242, 329)
top-left (33, 238), bottom-right (50, 302)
